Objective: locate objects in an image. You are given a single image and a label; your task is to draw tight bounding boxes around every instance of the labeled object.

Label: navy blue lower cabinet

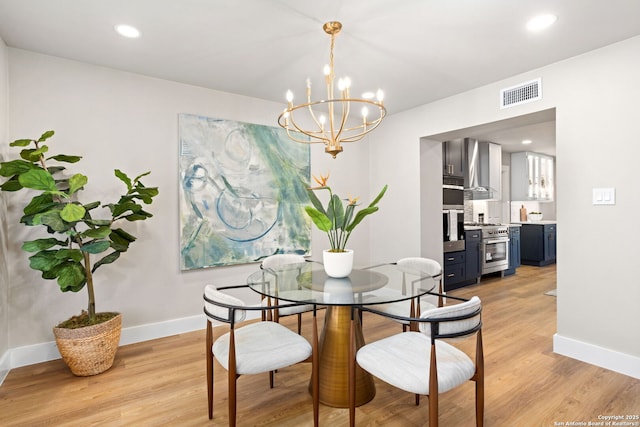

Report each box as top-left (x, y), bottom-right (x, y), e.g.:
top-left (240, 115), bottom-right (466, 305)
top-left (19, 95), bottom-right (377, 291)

top-left (443, 251), bottom-right (465, 290)
top-left (521, 223), bottom-right (556, 266)
top-left (464, 230), bottom-right (482, 284)
top-left (504, 226), bottom-right (521, 276)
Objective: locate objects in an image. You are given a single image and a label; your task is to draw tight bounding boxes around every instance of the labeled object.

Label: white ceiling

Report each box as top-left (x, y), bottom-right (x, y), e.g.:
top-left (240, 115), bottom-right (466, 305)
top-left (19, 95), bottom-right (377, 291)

top-left (1, 0), bottom-right (640, 155)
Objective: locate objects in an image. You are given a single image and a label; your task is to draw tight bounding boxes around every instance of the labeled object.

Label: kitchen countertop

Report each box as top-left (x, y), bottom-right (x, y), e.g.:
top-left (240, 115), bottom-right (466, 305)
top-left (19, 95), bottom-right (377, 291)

top-left (512, 220), bottom-right (557, 225)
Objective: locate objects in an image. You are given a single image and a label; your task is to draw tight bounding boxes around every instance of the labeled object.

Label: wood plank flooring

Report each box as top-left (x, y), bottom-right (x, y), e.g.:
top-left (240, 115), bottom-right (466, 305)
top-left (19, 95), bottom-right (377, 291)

top-left (1, 265), bottom-right (639, 426)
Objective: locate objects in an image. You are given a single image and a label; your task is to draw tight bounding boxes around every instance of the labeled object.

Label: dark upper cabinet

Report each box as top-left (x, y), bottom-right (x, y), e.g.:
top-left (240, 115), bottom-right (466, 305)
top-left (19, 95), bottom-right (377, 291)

top-left (443, 139), bottom-right (464, 177)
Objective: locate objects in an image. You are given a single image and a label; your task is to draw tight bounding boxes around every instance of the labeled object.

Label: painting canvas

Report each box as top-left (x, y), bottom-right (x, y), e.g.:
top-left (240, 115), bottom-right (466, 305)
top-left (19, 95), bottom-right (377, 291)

top-left (179, 114), bottom-right (311, 269)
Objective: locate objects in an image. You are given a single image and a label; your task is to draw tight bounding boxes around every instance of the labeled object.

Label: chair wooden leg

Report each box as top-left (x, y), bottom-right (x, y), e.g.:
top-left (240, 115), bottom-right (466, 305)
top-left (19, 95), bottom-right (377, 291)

top-left (206, 321), bottom-right (214, 420)
top-left (229, 376), bottom-right (237, 427)
top-left (228, 331), bottom-right (238, 427)
top-left (476, 330), bottom-right (485, 426)
top-left (269, 370), bottom-right (274, 388)
top-left (297, 313), bottom-right (302, 335)
top-left (429, 343), bottom-right (439, 427)
top-left (415, 393), bottom-right (420, 405)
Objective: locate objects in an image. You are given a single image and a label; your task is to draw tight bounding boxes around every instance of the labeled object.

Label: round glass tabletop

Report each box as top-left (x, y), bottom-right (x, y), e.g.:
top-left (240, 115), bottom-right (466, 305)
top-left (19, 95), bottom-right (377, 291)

top-left (247, 262), bottom-right (437, 306)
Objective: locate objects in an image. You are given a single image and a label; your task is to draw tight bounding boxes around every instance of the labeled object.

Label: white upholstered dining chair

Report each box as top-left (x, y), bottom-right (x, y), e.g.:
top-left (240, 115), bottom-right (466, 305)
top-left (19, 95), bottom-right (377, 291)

top-left (364, 257), bottom-right (444, 331)
top-left (204, 284), bottom-right (319, 427)
top-left (260, 254), bottom-right (315, 334)
top-left (349, 294), bottom-right (483, 427)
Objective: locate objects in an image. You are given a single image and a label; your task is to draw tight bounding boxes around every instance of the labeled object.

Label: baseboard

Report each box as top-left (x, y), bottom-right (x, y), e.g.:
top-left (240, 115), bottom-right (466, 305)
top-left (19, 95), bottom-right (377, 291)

top-left (553, 333), bottom-right (640, 379)
top-left (0, 314), bottom-right (207, 386)
top-left (0, 350), bottom-right (10, 385)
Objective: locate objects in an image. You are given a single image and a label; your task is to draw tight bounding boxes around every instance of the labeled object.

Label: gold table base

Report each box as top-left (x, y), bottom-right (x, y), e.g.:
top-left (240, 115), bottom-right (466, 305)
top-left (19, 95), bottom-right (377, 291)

top-left (310, 306), bottom-right (375, 407)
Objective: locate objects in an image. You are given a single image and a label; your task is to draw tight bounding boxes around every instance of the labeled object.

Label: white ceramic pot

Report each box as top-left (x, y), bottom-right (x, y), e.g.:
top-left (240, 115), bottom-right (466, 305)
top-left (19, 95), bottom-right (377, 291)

top-left (322, 249), bottom-right (354, 278)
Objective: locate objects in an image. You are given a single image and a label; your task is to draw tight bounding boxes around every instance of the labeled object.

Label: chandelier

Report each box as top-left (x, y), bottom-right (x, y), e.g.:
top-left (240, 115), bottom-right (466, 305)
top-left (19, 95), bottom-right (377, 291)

top-left (277, 21), bottom-right (386, 158)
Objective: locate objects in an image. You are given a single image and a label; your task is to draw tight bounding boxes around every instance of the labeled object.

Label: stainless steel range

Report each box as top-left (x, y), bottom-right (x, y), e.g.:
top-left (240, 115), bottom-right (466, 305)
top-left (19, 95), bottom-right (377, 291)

top-left (466, 223), bottom-right (510, 275)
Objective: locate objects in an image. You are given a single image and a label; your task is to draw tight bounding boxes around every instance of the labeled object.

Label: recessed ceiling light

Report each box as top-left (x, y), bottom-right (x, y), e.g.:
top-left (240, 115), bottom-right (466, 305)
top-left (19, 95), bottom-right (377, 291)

top-left (522, 139), bottom-right (533, 145)
top-left (526, 14), bottom-right (558, 32)
top-left (114, 24), bottom-right (141, 38)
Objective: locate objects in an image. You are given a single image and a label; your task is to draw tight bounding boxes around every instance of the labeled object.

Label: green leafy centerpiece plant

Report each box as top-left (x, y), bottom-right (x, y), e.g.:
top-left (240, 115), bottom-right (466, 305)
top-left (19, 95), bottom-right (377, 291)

top-left (305, 172), bottom-right (387, 277)
top-left (0, 130), bottom-right (159, 375)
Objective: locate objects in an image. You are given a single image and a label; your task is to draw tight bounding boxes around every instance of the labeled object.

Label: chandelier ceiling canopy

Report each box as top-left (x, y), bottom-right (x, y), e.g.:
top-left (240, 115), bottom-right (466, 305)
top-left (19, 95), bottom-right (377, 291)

top-left (277, 21), bottom-right (386, 158)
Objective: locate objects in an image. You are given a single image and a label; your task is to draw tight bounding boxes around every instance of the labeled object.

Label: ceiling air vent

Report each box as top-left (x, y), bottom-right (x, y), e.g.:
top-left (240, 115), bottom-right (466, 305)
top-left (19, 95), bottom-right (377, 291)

top-left (500, 78), bottom-right (542, 109)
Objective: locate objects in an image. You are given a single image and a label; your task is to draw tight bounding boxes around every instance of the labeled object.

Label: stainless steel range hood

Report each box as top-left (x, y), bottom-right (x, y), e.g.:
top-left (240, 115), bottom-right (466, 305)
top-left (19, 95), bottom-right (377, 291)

top-left (463, 138), bottom-right (502, 200)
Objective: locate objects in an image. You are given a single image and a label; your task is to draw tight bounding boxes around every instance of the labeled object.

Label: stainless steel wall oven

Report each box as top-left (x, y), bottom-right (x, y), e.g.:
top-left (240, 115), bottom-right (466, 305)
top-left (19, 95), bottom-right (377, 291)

top-left (442, 176), bottom-right (464, 209)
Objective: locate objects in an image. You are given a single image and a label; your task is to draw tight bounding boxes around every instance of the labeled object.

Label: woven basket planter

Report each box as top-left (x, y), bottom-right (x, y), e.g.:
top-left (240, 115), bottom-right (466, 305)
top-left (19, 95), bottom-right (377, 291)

top-left (53, 313), bottom-right (122, 376)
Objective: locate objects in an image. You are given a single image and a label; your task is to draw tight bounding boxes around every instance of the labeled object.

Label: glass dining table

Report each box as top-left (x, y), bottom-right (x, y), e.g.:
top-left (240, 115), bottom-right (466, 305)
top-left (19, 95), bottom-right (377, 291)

top-left (247, 261), bottom-right (438, 408)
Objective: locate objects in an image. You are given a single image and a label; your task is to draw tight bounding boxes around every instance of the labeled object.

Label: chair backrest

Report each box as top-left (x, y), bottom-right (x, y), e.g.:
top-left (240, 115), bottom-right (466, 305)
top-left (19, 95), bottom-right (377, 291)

top-left (419, 296), bottom-right (481, 340)
top-left (261, 254), bottom-right (306, 270)
top-left (396, 257), bottom-right (442, 278)
top-left (203, 285), bottom-right (247, 325)
top-left (396, 257), bottom-right (442, 299)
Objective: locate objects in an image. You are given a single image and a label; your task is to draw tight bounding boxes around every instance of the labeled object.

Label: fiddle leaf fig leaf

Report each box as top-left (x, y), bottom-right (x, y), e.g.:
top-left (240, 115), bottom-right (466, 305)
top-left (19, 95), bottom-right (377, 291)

top-left (124, 211), bottom-right (153, 221)
top-left (83, 201), bottom-right (101, 211)
top-left (23, 193), bottom-right (56, 216)
top-left (48, 154), bottom-right (81, 163)
top-left (20, 146), bottom-right (48, 162)
top-left (22, 238), bottom-right (68, 252)
top-left (60, 203), bottom-right (86, 222)
top-left (111, 228), bottom-right (136, 245)
top-left (18, 169), bottom-right (57, 192)
top-left (9, 138), bottom-right (33, 147)
top-left (134, 186), bottom-right (159, 203)
top-left (28, 250), bottom-right (64, 272)
top-left (56, 262), bottom-right (86, 292)
top-left (32, 210), bottom-right (70, 232)
top-left (92, 251), bottom-right (120, 272)
top-left (37, 130), bottom-right (55, 142)
top-left (110, 200), bottom-right (141, 217)
top-left (80, 241), bottom-right (111, 254)
top-left (54, 249), bottom-right (84, 262)
top-left (68, 173), bottom-right (87, 194)
top-left (0, 176), bottom-right (23, 191)
top-left (0, 159), bottom-right (36, 177)
top-left (133, 171), bottom-right (151, 182)
top-left (81, 226), bottom-right (111, 239)
top-left (115, 169), bottom-right (132, 191)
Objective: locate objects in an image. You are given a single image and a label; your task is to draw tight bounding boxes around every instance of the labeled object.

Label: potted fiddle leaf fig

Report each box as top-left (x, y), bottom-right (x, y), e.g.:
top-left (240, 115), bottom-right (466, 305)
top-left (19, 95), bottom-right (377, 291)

top-left (0, 130), bottom-right (159, 376)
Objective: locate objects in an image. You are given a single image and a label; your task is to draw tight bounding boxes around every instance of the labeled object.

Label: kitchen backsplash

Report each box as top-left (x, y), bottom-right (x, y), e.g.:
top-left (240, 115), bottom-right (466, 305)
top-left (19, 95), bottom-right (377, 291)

top-left (509, 201), bottom-right (556, 222)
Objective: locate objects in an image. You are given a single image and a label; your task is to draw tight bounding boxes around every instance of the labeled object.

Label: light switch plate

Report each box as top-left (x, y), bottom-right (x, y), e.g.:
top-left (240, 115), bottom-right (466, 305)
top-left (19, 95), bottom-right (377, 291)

top-left (592, 187), bottom-right (615, 205)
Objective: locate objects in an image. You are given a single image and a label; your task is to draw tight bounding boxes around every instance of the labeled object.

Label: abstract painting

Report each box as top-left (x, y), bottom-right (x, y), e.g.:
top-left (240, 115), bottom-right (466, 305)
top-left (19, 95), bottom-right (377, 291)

top-left (178, 114), bottom-right (311, 269)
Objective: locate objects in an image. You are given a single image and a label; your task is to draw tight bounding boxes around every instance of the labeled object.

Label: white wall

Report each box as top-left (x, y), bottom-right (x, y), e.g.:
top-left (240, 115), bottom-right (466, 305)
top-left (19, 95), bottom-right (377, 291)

top-left (0, 37), bottom-right (10, 381)
top-left (368, 36), bottom-right (640, 378)
top-left (4, 49), bottom-right (373, 358)
top-left (4, 36), bottom-right (640, 380)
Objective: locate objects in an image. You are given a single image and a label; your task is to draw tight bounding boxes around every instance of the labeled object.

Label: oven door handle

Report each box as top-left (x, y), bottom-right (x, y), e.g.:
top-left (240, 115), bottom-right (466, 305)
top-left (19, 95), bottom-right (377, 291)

top-left (485, 238), bottom-right (509, 244)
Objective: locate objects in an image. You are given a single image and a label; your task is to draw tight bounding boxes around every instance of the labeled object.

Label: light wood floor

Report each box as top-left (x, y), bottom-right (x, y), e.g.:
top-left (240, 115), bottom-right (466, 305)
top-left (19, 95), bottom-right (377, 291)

top-left (1, 265), bottom-right (639, 426)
